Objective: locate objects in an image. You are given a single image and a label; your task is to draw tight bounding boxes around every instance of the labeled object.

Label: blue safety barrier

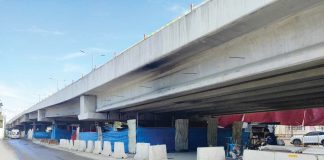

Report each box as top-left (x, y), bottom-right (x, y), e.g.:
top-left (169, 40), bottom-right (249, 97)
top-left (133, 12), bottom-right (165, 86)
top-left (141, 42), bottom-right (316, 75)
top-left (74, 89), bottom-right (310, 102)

top-left (33, 132), bottom-right (51, 139)
top-left (79, 132), bottom-right (98, 142)
top-left (137, 127), bottom-right (175, 152)
top-left (188, 127), bottom-right (208, 150)
top-left (103, 129), bottom-right (129, 152)
top-left (51, 127), bottom-right (72, 140)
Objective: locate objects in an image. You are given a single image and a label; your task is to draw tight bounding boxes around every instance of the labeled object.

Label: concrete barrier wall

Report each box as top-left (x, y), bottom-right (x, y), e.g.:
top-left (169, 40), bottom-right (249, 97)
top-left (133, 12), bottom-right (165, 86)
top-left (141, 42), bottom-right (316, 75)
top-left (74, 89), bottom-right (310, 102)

top-left (243, 150), bottom-right (320, 160)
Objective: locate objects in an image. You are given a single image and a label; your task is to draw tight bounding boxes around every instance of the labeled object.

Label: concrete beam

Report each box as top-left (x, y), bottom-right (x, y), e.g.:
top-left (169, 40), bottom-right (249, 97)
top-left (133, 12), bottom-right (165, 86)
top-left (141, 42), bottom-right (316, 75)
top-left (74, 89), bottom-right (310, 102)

top-left (45, 99), bottom-right (80, 118)
top-left (28, 111), bottom-right (38, 120)
top-left (37, 109), bottom-right (51, 122)
top-left (78, 95), bottom-right (106, 120)
top-left (98, 2), bottom-right (324, 112)
top-left (122, 66), bottom-right (324, 113)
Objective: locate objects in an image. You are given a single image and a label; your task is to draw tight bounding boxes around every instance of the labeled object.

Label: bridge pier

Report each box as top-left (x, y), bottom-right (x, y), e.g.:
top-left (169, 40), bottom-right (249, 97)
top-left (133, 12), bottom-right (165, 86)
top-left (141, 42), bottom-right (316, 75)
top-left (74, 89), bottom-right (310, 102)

top-left (78, 95), bottom-right (106, 120)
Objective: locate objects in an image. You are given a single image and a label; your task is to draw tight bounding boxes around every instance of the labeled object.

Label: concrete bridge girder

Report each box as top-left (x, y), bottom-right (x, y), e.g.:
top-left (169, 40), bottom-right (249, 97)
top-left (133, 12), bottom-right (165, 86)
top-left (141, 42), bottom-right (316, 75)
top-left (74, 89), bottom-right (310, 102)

top-left (8, 0), bottom-right (324, 125)
top-left (98, 3), bottom-right (324, 113)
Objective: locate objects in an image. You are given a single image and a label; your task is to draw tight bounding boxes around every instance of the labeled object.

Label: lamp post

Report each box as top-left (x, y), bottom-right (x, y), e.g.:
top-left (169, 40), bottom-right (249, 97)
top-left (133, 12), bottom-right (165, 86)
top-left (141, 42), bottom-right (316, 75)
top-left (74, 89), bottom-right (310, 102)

top-left (80, 50), bottom-right (110, 71)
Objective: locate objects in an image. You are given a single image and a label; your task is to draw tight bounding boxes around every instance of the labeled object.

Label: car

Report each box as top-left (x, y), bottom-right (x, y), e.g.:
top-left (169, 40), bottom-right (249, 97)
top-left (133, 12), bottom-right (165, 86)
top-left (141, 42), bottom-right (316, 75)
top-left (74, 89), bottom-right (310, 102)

top-left (8, 129), bottom-right (20, 139)
top-left (290, 131), bottom-right (324, 146)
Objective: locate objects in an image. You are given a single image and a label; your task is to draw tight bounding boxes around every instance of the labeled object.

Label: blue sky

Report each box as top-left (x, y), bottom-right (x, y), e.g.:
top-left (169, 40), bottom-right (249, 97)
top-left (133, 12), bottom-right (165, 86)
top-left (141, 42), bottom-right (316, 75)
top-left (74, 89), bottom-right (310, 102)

top-left (0, 0), bottom-right (203, 120)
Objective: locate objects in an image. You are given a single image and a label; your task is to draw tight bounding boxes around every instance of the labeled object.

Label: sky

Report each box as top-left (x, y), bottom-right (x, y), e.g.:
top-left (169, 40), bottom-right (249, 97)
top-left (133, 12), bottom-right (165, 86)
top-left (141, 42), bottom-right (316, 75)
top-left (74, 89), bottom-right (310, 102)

top-left (0, 0), bottom-right (204, 120)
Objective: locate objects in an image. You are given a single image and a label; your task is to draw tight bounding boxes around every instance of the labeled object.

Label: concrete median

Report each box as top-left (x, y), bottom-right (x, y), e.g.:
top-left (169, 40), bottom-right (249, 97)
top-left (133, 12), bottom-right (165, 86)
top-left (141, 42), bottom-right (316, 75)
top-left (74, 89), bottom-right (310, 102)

top-left (134, 143), bottom-right (150, 160)
top-left (77, 140), bottom-right (86, 152)
top-left (101, 141), bottom-right (112, 156)
top-left (92, 140), bottom-right (102, 154)
top-left (197, 147), bottom-right (225, 160)
top-left (113, 142), bottom-right (127, 159)
top-left (149, 145), bottom-right (167, 160)
top-left (85, 141), bottom-right (94, 153)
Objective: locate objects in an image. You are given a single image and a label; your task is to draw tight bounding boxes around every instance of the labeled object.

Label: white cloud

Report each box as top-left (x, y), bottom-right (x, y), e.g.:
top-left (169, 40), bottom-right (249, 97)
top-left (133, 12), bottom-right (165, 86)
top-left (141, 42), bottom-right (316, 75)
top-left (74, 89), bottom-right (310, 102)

top-left (18, 25), bottom-right (65, 36)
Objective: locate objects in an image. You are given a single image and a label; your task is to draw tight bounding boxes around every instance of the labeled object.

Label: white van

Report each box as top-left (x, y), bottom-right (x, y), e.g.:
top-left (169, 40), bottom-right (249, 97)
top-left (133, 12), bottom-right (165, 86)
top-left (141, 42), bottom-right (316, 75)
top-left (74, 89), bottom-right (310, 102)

top-left (9, 129), bottom-right (20, 139)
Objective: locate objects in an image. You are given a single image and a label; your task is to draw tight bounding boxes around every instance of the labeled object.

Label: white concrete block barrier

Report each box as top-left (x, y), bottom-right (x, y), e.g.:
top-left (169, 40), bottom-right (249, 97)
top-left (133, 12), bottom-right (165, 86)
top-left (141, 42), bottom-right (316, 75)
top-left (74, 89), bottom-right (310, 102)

top-left (78, 140), bottom-right (87, 152)
top-left (101, 141), bottom-right (112, 156)
top-left (134, 143), bottom-right (150, 160)
top-left (148, 145), bottom-right (167, 160)
top-left (197, 147), bottom-right (225, 160)
top-left (59, 139), bottom-right (68, 148)
top-left (68, 140), bottom-right (73, 150)
top-left (275, 152), bottom-right (317, 160)
top-left (59, 139), bottom-right (64, 148)
top-left (243, 150), bottom-right (274, 160)
top-left (93, 140), bottom-right (103, 154)
top-left (243, 150), bottom-right (318, 160)
top-left (85, 141), bottom-right (94, 153)
top-left (72, 140), bottom-right (80, 151)
top-left (319, 155), bottom-right (324, 160)
top-left (113, 142), bottom-right (128, 159)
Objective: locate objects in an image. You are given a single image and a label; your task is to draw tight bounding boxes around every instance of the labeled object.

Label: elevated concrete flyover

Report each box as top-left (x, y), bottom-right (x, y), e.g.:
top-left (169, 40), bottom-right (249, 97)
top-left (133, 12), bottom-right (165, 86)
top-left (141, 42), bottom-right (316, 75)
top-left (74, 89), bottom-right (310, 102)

top-left (7, 0), bottom-right (324, 129)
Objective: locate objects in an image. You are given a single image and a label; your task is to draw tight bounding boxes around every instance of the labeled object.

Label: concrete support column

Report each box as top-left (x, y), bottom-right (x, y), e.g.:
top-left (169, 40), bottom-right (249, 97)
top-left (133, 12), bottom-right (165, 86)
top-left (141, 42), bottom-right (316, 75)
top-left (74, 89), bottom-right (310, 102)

top-left (23, 125), bottom-right (27, 138)
top-left (78, 95), bottom-right (106, 120)
top-left (128, 119), bottom-right (136, 153)
top-left (32, 121), bottom-right (36, 132)
top-left (207, 118), bottom-right (218, 146)
top-left (76, 126), bottom-right (80, 140)
top-left (37, 109), bottom-right (51, 122)
top-left (232, 121), bottom-right (243, 144)
top-left (51, 120), bottom-right (57, 140)
top-left (175, 119), bottom-right (189, 151)
top-left (96, 125), bottom-right (102, 141)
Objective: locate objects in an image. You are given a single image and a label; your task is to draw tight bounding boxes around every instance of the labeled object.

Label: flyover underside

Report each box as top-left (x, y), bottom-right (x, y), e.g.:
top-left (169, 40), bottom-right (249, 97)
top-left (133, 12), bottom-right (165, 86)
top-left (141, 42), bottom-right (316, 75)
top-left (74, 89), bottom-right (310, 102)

top-left (127, 65), bottom-right (324, 116)
top-left (97, 3), bottom-right (324, 116)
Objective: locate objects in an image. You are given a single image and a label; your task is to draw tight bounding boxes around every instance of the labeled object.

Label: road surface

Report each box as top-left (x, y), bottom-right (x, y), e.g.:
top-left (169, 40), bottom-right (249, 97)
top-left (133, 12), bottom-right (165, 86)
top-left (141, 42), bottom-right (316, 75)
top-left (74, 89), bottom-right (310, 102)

top-left (0, 139), bottom-right (93, 160)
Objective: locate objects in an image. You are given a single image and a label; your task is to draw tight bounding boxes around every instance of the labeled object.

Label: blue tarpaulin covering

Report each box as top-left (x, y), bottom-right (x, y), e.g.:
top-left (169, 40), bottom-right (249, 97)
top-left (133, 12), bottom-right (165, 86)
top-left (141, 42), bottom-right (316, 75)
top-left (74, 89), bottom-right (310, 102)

top-left (79, 132), bottom-right (98, 142)
top-left (188, 128), bottom-right (207, 150)
top-left (33, 132), bottom-right (51, 139)
top-left (103, 129), bottom-right (129, 152)
top-left (51, 127), bottom-right (72, 140)
top-left (217, 128), bottom-right (250, 146)
top-left (217, 128), bottom-right (232, 146)
top-left (241, 131), bottom-right (250, 146)
top-left (137, 127), bottom-right (175, 152)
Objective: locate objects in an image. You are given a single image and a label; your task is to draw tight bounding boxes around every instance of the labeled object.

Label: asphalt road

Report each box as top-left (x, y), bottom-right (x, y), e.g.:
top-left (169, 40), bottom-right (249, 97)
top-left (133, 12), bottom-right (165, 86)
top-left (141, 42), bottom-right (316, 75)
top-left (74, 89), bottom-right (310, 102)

top-left (0, 139), bottom-right (94, 160)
